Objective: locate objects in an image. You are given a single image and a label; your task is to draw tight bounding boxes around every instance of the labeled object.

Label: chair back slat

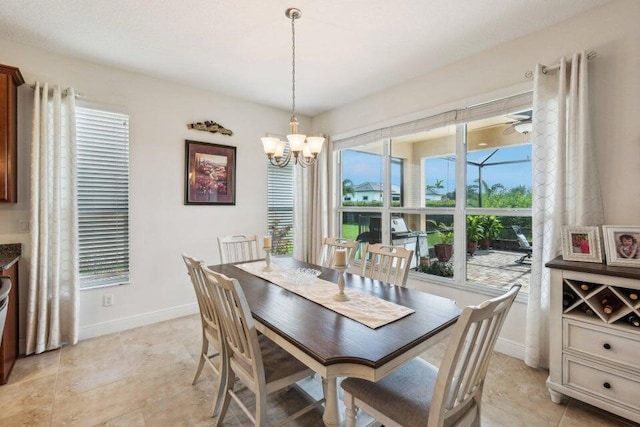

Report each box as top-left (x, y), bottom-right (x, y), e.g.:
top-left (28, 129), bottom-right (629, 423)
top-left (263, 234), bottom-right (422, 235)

top-left (218, 234), bottom-right (260, 264)
top-left (182, 254), bottom-right (219, 333)
top-left (201, 266), bottom-right (265, 386)
top-left (320, 237), bottom-right (358, 268)
top-left (360, 243), bottom-right (413, 286)
top-left (429, 284), bottom-right (520, 425)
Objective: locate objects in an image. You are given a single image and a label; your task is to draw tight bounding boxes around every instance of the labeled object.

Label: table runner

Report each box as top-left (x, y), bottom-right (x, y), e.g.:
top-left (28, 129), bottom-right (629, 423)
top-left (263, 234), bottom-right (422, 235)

top-left (234, 261), bottom-right (414, 329)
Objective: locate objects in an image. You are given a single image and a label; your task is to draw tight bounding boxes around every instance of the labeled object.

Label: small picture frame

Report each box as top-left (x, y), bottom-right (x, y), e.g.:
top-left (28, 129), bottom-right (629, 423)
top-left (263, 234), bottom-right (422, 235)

top-left (184, 140), bottom-right (236, 205)
top-left (602, 225), bottom-right (640, 267)
top-left (561, 225), bottom-right (602, 263)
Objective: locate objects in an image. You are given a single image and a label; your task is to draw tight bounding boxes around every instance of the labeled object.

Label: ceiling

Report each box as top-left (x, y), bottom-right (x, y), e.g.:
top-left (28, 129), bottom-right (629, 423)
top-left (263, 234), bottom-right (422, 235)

top-left (0, 0), bottom-right (610, 116)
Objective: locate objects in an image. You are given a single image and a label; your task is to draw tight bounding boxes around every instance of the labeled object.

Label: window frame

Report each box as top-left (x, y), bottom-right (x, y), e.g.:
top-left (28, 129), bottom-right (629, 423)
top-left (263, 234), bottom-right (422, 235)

top-left (334, 92), bottom-right (533, 299)
top-left (76, 105), bottom-right (131, 290)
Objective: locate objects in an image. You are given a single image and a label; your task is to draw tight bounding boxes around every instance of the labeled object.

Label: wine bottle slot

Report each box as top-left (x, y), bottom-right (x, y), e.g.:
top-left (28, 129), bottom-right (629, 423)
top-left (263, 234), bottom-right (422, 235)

top-left (626, 313), bottom-right (640, 327)
top-left (579, 303), bottom-right (595, 316)
top-left (627, 290), bottom-right (639, 301)
top-left (563, 291), bottom-right (576, 309)
top-left (600, 295), bottom-right (624, 315)
top-left (580, 283), bottom-right (592, 291)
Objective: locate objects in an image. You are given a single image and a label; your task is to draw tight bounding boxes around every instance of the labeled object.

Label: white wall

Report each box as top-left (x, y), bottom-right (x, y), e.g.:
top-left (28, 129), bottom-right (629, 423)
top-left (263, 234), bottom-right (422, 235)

top-left (0, 39), bottom-right (307, 341)
top-left (313, 0), bottom-right (640, 358)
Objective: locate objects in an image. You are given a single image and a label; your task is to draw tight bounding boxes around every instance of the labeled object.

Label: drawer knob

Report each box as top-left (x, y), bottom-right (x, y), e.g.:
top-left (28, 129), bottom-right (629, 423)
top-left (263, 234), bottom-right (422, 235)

top-left (603, 382), bottom-right (611, 389)
top-left (603, 343), bottom-right (611, 350)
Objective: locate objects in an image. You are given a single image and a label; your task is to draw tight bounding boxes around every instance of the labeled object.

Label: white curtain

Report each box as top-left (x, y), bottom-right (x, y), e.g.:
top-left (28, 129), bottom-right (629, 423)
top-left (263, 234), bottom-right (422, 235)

top-left (26, 83), bottom-right (80, 354)
top-left (293, 140), bottom-right (331, 264)
top-left (526, 52), bottom-right (604, 368)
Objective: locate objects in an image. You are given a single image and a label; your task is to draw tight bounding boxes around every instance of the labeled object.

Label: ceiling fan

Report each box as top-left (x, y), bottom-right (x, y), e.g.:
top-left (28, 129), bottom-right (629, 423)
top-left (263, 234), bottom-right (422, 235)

top-left (502, 110), bottom-right (532, 135)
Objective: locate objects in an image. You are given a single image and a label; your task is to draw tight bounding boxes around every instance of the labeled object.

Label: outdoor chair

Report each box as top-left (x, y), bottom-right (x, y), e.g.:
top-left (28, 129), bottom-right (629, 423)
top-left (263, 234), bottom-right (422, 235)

top-left (341, 284), bottom-right (521, 427)
top-left (217, 234), bottom-right (260, 264)
top-left (319, 237), bottom-right (358, 268)
top-left (512, 225), bottom-right (532, 264)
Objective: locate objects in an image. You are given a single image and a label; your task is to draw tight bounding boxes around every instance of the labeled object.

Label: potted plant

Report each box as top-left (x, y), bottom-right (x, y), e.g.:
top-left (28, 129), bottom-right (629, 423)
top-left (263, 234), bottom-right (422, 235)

top-left (478, 215), bottom-right (503, 249)
top-left (428, 220), bottom-right (454, 262)
top-left (466, 215), bottom-right (483, 255)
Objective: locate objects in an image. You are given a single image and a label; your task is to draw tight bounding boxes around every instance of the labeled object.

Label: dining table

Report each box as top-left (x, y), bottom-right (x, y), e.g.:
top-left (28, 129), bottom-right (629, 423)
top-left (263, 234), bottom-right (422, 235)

top-left (207, 257), bottom-right (461, 427)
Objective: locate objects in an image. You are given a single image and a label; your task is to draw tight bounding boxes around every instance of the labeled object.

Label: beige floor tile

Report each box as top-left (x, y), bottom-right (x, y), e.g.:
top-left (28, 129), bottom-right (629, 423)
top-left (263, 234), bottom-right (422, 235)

top-left (55, 351), bottom-right (135, 398)
top-left (8, 350), bottom-right (60, 385)
top-left (481, 402), bottom-right (553, 427)
top-left (51, 377), bottom-right (143, 426)
top-left (559, 399), bottom-right (639, 427)
top-left (0, 406), bottom-right (53, 427)
top-left (119, 319), bottom-right (180, 353)
top-left (0, 374), bottom-right (57, 420)
top-left (98, 409), bottom-right (146, 427)
top-left (59, 333), bottom-right (124, 369)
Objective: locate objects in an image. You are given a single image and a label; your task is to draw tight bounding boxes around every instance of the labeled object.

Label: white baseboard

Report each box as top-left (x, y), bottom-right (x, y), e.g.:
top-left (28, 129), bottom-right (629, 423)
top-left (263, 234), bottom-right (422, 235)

top-left (78, 302), bottom-right (199, 340)
top-left (494, 336), bottom-right (525, 360)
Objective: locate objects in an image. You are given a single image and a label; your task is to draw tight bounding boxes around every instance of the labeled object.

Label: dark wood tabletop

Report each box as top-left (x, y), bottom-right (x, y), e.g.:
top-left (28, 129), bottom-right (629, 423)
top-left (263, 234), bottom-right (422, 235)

top-left (208, 258), bottom-right (460, 369)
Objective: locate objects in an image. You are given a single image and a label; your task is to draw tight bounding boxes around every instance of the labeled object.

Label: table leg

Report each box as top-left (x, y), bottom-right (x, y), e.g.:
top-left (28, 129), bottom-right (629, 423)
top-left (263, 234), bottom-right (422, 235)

top-left (322, 376), bottom-right (340, 427)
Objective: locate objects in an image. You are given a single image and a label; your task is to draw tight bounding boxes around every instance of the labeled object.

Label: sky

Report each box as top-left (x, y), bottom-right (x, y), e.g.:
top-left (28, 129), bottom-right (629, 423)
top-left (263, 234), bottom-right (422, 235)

top-left (342, 145), bottom-right (532, 194)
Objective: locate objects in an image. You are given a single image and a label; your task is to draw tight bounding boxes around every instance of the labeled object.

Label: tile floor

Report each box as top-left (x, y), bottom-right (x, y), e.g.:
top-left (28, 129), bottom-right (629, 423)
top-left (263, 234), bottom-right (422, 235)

top-left (0, 314), bottom-right (637, 426)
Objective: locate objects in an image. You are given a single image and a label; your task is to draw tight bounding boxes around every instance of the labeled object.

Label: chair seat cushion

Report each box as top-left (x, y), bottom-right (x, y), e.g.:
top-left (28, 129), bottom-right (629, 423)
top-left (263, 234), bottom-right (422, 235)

top-left (258, 335), bottom-right (312, 384)
top-left (341, 358), bottom-right (438, 426)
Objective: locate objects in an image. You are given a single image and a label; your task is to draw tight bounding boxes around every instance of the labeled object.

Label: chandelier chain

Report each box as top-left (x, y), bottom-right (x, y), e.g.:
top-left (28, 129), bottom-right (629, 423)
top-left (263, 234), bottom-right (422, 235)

top-left (291, 14), bottom-right (296, 117)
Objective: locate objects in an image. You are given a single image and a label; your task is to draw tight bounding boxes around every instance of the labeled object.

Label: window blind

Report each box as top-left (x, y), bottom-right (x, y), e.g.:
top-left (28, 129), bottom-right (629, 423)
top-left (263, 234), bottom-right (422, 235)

top-left (76, 107), bottom-right (130, 288)
top-left (267, 159), bottom-right (294, 253)
top-left (333, 91), bottom-right (533, 151)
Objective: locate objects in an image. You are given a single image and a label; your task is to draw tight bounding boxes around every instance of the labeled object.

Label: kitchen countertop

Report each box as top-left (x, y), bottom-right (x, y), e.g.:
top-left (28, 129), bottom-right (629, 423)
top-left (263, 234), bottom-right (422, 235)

top-left (0, 243), bottom-right (21, 270)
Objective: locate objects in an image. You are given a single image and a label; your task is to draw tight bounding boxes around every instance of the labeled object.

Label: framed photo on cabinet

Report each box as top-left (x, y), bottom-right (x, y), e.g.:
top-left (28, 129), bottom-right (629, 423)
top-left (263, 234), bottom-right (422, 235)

top-left (561, 225), bottom-right (602, 263)
top-left (602, 225), bottom-right (640, 267)
top-left (184, 140), bottom-right (236, 205)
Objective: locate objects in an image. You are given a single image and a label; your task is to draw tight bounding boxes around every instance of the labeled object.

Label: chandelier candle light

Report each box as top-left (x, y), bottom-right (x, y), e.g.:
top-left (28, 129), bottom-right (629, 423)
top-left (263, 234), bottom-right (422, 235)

top-left (261, 8), bottom-right (325, 168)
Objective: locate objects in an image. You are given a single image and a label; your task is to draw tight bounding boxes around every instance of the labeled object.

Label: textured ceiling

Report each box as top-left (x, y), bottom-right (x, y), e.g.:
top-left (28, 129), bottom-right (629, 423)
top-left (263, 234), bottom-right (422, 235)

top-left (0, 0), bottom-right (610, 116)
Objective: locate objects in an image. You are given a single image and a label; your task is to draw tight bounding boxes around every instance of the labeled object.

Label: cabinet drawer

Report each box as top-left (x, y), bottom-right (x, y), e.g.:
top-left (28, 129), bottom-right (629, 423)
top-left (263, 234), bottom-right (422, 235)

top-left (563, 356), bottom-right (640, 411)
top-left (563, 319), bottom-right (639, 369)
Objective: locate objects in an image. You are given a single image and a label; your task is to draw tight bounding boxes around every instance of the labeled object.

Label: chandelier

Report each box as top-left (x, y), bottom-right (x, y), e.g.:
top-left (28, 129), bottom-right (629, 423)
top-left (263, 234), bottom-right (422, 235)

top-left (261, 8), bottom-right (324, 168)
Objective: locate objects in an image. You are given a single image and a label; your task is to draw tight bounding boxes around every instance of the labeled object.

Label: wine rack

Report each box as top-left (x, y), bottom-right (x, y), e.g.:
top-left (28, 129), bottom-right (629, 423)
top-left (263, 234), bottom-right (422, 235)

top-left (562, 279), bottom-right (640, 328)
top-left (547, 257), bottom-right (640, 424)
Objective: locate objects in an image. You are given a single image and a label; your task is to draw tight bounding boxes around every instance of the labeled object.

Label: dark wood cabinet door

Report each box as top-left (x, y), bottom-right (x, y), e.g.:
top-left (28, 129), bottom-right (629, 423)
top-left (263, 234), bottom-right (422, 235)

top-left (0, 64), bottom-right (24, 203)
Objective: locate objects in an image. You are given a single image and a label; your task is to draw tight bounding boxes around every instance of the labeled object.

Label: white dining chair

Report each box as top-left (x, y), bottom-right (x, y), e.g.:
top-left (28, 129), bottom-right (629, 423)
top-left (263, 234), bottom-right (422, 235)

top-left (181, 254), bottom-right (224, 416)
top-left (341, 284), bottom-right (521, 427)
top-left (217, 234), bottom-right (260, 264)
top-left (360, 243), bottom-right (413, 286)
top-left (319, 237), bottom-right (358, 268)
top-left (0, 277), bottom-right (11, 344)
top-left (201, 266), bottom-right (325, 426)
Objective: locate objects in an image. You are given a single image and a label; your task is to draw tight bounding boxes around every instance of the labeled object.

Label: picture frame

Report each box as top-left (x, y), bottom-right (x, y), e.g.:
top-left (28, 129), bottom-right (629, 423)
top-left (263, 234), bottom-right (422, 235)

top-left (561, 225), bottom-right (602, 263)
top-left (602, 225), bottom-right (640, 267)
top-left (184, 140), bottom-right (236, 205)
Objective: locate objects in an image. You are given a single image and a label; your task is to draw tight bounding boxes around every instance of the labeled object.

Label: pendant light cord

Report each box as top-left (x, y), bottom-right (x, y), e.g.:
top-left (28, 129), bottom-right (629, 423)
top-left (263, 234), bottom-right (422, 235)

top-left (291, 13), bottom-right (296, 118)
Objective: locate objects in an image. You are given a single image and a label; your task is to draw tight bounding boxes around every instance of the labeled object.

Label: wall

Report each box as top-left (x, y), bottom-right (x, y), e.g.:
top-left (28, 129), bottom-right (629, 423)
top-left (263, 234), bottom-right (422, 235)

top-left (313, 0), bottom-right (640, 358)
top-left (0, 39), bottom-right (305, 341)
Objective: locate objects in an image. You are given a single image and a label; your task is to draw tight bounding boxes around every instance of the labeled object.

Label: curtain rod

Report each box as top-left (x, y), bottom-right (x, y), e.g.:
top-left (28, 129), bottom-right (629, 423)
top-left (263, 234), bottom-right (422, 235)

top-left (29, 83), bottom-right (85, 99)
top-left (524, 50), bottom-right (597, 79)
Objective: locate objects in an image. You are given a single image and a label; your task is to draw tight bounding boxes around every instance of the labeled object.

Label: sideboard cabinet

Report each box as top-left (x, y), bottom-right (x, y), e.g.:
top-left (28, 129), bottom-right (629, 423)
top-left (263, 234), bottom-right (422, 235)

top-left (0, 64), bottom-right (24, 203)
top-left (546, 257), bottom-right (640, 423)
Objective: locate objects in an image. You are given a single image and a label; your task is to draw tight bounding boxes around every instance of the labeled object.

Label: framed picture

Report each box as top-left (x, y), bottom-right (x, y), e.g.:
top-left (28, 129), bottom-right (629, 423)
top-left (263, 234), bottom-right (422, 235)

top-left (561, 225), bottom-right (602, 263)
top-left (602, 225), bottom-right (640, 267)
top-left (184, 140), bottom-right (236, 205)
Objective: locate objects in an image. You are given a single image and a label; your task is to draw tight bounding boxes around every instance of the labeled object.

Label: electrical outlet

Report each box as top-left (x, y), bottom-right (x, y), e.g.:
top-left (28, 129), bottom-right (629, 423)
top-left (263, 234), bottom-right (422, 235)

top-left (103, 294), bottom-right (114, 307)
top-left (18, 220), bottom-right (30, 233)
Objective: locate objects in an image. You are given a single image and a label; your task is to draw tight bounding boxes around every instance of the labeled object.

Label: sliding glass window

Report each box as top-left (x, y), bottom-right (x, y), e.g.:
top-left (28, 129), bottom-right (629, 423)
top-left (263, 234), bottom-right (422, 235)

top-left (334, 93), bottom-right (533, 295)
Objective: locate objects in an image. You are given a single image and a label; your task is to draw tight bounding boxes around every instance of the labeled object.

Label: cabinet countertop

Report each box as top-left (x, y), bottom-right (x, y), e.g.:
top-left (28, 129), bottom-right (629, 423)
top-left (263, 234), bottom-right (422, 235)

top-left (0, 243), bottom-right (21, 270)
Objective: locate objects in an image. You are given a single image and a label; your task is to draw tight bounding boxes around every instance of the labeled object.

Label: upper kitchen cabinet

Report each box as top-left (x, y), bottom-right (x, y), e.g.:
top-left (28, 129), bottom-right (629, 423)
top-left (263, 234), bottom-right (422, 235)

top-left (0, 65), bottom-right (24, 203)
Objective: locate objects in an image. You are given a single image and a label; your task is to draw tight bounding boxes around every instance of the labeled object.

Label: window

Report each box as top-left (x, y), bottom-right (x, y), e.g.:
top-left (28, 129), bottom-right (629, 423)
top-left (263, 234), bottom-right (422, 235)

top-left (76, 107), bottom-right (130, 288)
top-left (267, 160), bottom-right (294, 254)
top-left (334, 93), bottom-right (532, 294)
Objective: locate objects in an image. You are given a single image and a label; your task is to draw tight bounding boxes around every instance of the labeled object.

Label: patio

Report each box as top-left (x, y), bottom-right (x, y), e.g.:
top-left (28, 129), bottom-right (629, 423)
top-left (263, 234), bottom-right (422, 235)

top-left (466, 249), bottom-right (531, 293)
